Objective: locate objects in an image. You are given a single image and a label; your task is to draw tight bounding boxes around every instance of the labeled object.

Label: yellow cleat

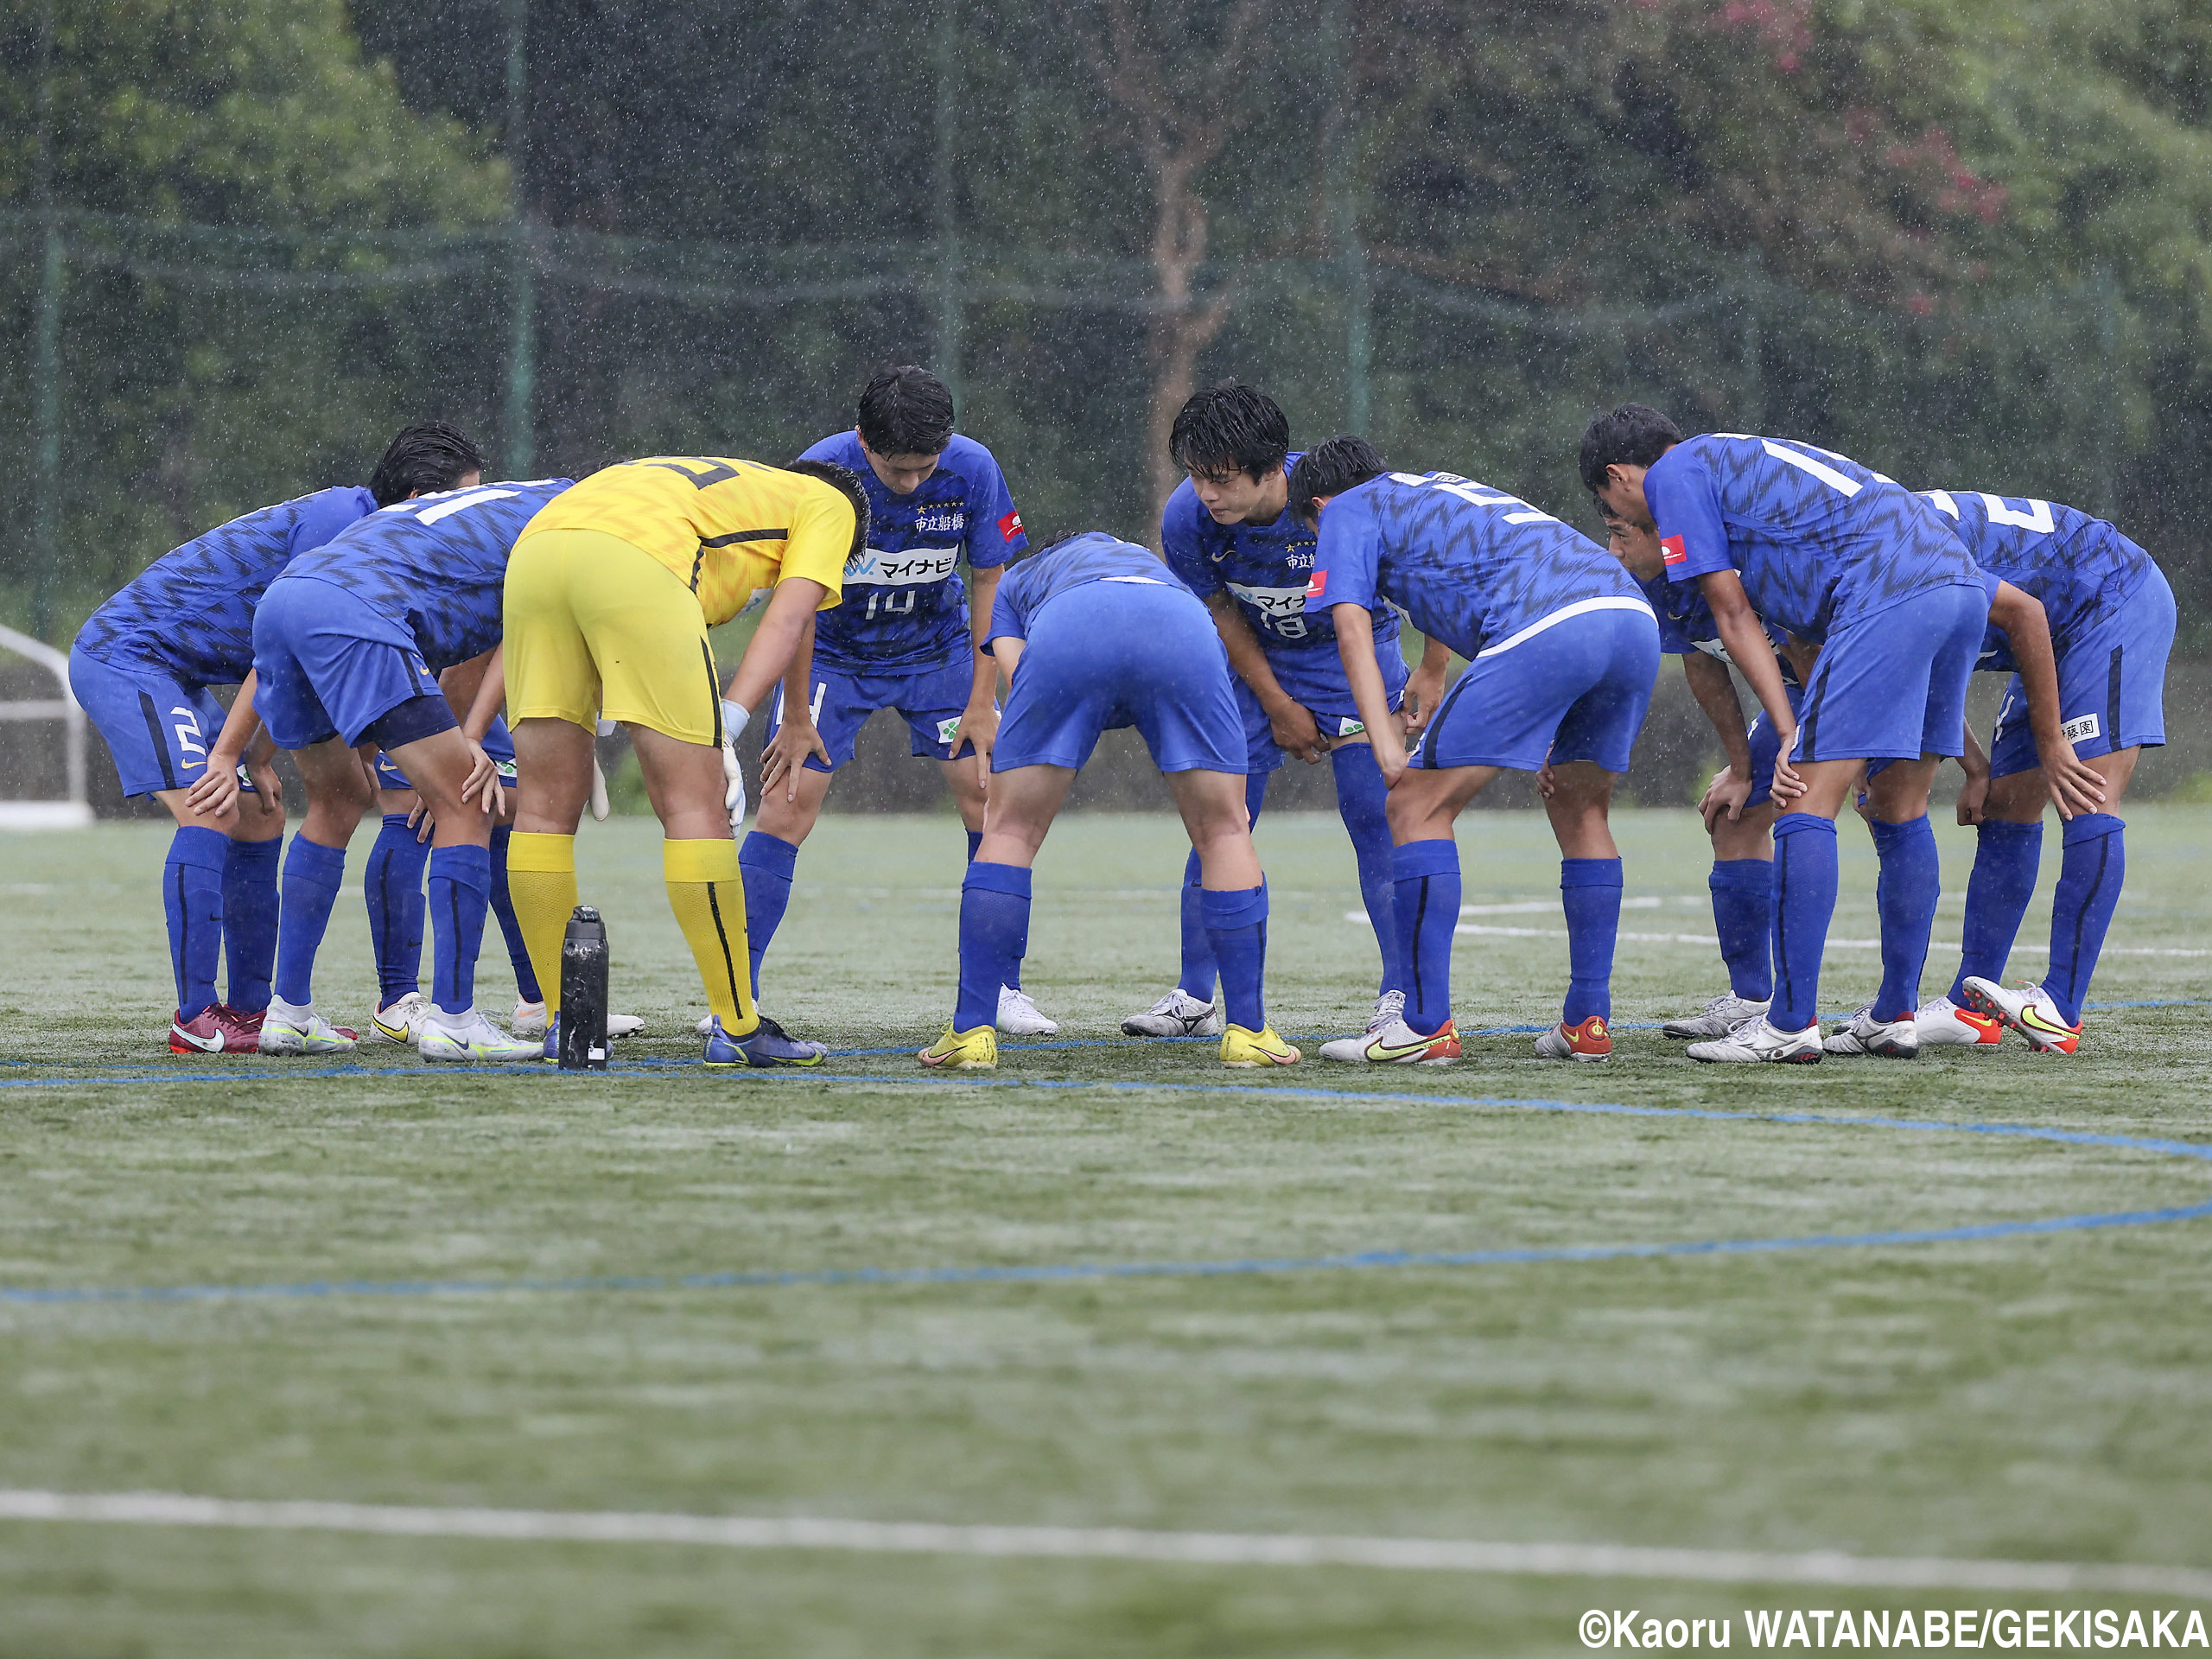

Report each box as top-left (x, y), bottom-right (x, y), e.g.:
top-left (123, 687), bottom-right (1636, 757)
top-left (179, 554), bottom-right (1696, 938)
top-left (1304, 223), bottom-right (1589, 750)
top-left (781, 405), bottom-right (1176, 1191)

top-left (918, 1022), bottom-right (998, 1069)
top-left (1220, 1024), bottom-right (1301, 1068)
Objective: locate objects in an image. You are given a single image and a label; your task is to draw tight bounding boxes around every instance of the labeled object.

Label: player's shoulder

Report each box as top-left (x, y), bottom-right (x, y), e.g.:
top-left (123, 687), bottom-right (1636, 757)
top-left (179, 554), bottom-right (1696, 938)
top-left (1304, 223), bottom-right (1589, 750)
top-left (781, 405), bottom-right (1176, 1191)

top-left (798, 430), bottom-right (865, 469)
top-left (936, 431), bottom-right (1004, 477)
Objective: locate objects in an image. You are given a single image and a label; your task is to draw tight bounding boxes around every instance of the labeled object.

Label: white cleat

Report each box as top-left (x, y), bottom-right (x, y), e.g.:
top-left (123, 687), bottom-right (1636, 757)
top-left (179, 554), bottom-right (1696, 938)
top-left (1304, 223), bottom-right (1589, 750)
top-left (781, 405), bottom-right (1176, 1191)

top-left (1122, 989), bottom-right (1223, 1038)
top-left (1369, 988), bottom-right (1406, 1033)
top-left (1662, 993), bottom-right (1771, 1040)
top-left (1686, 1015), bottom-right (1823, 1064)
top-left (1821, 1007), bottom-right (1920, 1058)
top-left (1318, 1016), bottom-right (1461, 1065)
top-left (416, 1006), bottom-right (543, 1063)
top-left (369, 990), bottom-right (429, 1046)
top-left (996, 986), bottom-right (1059, 1036)
top-left (1960, 976), bottom-right (2082, 1054)
top-left (1915, 995), bottom-right (2004, 1049)
top-left (257, 997), bottom-right (359, 1056)
top-left (515, 1000), bottom-right (641, 1039)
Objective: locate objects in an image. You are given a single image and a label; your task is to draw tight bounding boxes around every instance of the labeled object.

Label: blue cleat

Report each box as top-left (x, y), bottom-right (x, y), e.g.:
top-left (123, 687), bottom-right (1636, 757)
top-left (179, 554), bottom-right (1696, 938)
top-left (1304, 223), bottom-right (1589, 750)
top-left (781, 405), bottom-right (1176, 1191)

top-left (541, 1014), bottom-right (558, 1064)
top-left (702, 1014), bottom-right (828, 1068)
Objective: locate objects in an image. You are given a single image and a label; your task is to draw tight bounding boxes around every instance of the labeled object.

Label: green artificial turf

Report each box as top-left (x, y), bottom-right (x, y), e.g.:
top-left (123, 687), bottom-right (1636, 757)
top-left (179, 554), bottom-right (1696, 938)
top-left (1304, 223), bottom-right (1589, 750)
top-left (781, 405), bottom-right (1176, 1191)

top-left (0, 808), bottom-right (2207, 1656)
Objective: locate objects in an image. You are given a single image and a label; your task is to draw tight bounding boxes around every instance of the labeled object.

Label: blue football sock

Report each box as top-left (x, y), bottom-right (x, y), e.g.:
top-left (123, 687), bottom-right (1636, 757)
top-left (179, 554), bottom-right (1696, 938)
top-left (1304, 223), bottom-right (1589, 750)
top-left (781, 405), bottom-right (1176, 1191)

top-left (738, 830), bottom-right (799, 1001)
top-left (957, 861), bottom-right (1030, 1032)
top-left (1709, 858), bottom-right (1776, 1001)
top-left (220, 836), bottom-right (280, 1014)
top-left (163, 826), bottom-right (228, 1021)
top-left (1391, 837), bottom-right (1461, 1036)
top-left (364, 814), bottom-right (430, 1007)
top-left (1560, 856), bottom-right (1623, 1027)
top-left (965, 830), bottom-right (982, 863)
top-left (426, 843), bottom-right (492, 1016)
top-left (1176, 772), bottom-right (1266, 1001)
top-left (488, 826), bottom-right (539, 1002)
top-left (1332, 744), bottom-right (1401, 996)
top-left (1949, 819), bottom-right (2043, 1001)
top-left (273, 835), bottom-right (346, 1007)
top-left (1768, 813), bottom-right (1838, 1033)
top-left (1201, 882), bottom-right (1269, 1033)
top-left (2044, 813), bottom-right (2125, 1027)
top-left (1868, 815), bottom-right (1940, 1022)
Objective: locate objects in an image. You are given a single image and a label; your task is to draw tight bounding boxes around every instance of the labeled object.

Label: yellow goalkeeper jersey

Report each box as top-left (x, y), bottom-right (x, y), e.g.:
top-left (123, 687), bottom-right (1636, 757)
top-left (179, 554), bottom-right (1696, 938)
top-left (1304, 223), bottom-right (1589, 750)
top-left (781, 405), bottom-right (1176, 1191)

top-left (517, 456), bottom-right (855, 626)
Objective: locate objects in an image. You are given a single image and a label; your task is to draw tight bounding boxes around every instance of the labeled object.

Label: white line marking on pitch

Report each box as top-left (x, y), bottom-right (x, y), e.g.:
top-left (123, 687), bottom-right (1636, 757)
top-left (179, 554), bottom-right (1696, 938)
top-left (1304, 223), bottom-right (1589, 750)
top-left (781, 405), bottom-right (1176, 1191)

top-left (0, 1491), bottom-right (2206, 1597)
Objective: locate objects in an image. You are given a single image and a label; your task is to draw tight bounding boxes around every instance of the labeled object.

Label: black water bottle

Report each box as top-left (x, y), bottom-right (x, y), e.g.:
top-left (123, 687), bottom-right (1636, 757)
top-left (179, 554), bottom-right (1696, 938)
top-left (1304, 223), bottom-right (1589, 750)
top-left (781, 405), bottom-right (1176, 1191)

top-left (559, 906), bottom-right (610, 1071)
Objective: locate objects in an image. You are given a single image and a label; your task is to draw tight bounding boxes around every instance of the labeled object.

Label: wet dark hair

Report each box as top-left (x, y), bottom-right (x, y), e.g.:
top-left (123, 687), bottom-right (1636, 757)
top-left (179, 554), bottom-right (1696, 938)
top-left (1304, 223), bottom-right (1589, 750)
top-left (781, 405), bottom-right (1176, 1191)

top-left (1169, 382), bottom-right (1290, 482)
top-left (1287, 435), bottom-right (1387, 522)
top-left (367, 422), bottom-right (486, 506)
top-left (855, 365), bottom-right (955, 459)
top-left (783, 458), bottom-right (872, 561)
top-left (1577, 404), bottom-right (1682, 495)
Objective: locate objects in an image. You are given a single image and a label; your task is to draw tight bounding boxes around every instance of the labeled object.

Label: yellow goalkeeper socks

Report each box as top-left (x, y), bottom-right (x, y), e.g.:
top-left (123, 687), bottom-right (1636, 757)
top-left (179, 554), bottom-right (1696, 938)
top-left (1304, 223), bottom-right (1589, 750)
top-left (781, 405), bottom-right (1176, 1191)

top-left (664, 837), bottom-right (755, 1036)
top-left (505, 832), bottom-right (577, 1017)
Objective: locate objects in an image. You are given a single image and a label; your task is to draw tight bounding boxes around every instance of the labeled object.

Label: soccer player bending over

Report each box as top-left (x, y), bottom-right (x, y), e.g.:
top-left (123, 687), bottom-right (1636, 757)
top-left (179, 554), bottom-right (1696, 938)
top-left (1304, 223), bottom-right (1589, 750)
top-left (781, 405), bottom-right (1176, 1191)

top-left (1124, 383), bottom-right (1449, 1045)
top-left (920, 532), bottom-right (1299, 1071)
top-left (1581, 405), bottom-right (2100, 1063)
top-left (248, 474), bottom-right (578, 1060)
top-left (502, 456), bottom-right (868, 1067)
top-left (1596, 501), bottom-right (1814, 1039)
top-left (1912, 486), bottom-right (2176, 1053)
top-left (67, 421), bottom-right (480, 1054)
top-left (745, 367), bottom-right (1055, 1034)
top-left (1297, 438), bottom-right (1661, 1065)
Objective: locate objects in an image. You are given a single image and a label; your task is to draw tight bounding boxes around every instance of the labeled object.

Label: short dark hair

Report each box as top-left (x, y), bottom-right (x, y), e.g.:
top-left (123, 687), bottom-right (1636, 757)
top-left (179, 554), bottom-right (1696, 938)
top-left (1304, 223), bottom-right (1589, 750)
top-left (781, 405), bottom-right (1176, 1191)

top-left (1287, 435), bottom-right (1387, 522)
top-left (855, 365), bottom-right (955, 459)
top-left (1577, 404), bottom-right (1681, 495)
top-left (783, 458), bottom-right (872, 561)
top-left (367, 422), bottom-right (486, 506)
top-left (1169, 382), bottom-right (1290, 482)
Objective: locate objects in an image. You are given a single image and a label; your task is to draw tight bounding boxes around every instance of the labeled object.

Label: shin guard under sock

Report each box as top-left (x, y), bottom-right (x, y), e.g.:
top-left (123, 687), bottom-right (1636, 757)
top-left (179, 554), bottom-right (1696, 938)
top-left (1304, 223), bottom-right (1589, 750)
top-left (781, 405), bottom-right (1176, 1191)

top-left (164, 826), bottom-right (229, 1020)
top-left (1869, 814), bottom-right (1940, 1023)
top-left (1332, 744), bottom-right (1401, 996)
top-left (1560, 857), bottom-right (1623, 1027)
top-left (273, 835), bottom-right (346, 1008)
top-left (1768, 813), bottom-right (1839, 1033)
top-left (426, 843), bottom-right (492, 1016)
top-left (1177, 772), bottom-right (1267, 1001)
top-left (1201, 882), bottom-right (1269, 1033)
top-left (364, 815), bottom-right (430, 1007)
top-left (487, 825), bottom-right (539, 1002)
top-left (1949, 818), bottom-right (2043, 1002)
top-left (2044, 813), bottom-right (2125, 1026)
top-left (665, 838), bottom-right (753, 1034)
top-left (957, 861), bottom-right (1031, 1033)
top-left (1391, 838), bottom-right (1461, 1036)
top-left (220, 836), bottom-right (280, 1014)
top-left (504, 831), bottom-right (576, 1018)
top-left (1708, 858), bottom-right (1776, 1001)
top-left (738, 830), bottom-right (799, 1000)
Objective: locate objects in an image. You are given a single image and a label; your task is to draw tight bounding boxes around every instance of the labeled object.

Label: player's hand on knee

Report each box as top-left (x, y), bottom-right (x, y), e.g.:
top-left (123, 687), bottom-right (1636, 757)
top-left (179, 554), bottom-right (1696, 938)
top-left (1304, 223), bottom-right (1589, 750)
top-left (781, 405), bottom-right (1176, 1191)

top-left (1267, 699), bottom-right (1328, 765)
top-left (2038, 740), bottom-right (2105, 823)
top-left (1955, 765), bottom-right (1991, 826)
top-left (1769, 734), bottom-right (1807, 802)
top-left (184, 753), bottom-right (244, 822)
top-left (407, 798), bottom-right (435, 842)
top-left (760, 718), bottom-right (827, 804)
top-left (1372, 735), bottom-right (1409, 790)
top-left (1699, 764), bottom-right (1751, 831)
top-left (1535, 761), bottom-right (1557, 802)
top-left (459, 735), bottom-right (503, 818)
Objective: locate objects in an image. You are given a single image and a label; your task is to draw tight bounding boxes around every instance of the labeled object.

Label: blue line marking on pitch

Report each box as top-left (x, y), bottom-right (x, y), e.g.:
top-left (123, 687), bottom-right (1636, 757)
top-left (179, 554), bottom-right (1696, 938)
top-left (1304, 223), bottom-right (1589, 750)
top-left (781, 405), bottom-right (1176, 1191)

top-left (1, 1076), bottom-right (2206, 1306)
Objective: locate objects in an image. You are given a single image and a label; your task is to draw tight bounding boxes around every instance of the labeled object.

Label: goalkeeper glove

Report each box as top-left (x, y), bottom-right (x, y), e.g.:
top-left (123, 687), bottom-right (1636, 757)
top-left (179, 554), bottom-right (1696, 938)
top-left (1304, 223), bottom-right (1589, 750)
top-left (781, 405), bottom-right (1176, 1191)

top-left (721, 699), bottom-right (750, 835)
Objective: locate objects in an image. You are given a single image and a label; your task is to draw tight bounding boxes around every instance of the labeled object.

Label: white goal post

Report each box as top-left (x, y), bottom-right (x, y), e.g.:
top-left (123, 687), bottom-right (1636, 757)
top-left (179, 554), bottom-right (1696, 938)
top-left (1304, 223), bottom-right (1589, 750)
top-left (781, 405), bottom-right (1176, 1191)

top-left (0, 622), bottom-right (92, 830)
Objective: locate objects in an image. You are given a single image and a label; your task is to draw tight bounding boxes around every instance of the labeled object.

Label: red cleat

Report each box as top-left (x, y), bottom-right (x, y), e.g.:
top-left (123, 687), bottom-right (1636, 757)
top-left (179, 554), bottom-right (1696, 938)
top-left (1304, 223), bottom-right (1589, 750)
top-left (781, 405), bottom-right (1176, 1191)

top-left (168, 1007), bottom-right (227, 1054)
top-left (1536, 1014), bottom-right (1613, 1061)
top-left (214, 1004), bottom-right (266, 1050)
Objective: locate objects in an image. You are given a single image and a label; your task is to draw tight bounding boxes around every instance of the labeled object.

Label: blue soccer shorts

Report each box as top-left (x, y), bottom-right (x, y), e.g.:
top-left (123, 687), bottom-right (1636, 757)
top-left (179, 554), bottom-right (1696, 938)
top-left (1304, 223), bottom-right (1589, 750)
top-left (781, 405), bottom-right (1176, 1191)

top-left (1795, 581), bottom-right (1986, 764)
top-left (993, 577), bottom-right (1243, 774)
top-left (251, 575), bottom-right (445, 752)
top-left (1411, 599), bottom-right (1660, 774)
top-left (374, 715), bottom-right (517, 793)
top-left (1232, 635), bottom-right (1408, 775)
top-left (764, 652), bottom-right (984, 774)
top-left (68, 644), bottom-right (229, 799)
top-left (1986, 563), bottom-right (2175, 778)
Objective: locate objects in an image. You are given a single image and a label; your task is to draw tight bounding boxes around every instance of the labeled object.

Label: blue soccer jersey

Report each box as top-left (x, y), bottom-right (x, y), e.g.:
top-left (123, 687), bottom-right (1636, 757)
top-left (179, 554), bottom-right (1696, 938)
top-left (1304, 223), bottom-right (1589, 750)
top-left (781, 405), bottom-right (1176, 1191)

top-left (1160, 459), bottom-right (1404, 665)
top-left (1920, 489), bottom-right (2157, 671)
top-left (796, 430), bottom-right (1027, 673)
top-left (73, 486), bottom-right (378, 686)
top-left (1638, 574), bottom-right (1801, 686)
top-left (1644, 434), bottom-right (1981, 639)
top-left (277, 480), bottom-right (575, 671)
top-left (988, 533), bottom-right (1173, 643)
top-left (1305, 471), bottom-right (1642, 659)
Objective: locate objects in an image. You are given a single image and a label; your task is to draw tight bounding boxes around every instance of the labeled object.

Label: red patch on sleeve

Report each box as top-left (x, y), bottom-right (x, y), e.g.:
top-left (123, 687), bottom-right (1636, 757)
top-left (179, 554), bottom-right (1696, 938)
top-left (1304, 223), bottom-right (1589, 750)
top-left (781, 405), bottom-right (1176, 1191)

top-left (1660, 534), bottom-right (1687, 566)
top-left (999, 510), bottom-right (1023, 541)
top-left (1305, 569), bottom-right (1328, 599)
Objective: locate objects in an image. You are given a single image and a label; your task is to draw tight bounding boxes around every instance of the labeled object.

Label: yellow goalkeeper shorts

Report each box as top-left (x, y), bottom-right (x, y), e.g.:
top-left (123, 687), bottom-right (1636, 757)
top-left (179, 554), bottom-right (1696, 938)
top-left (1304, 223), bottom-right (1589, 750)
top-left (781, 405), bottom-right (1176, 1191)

top-left (505, 527), bottom-right (724, 747)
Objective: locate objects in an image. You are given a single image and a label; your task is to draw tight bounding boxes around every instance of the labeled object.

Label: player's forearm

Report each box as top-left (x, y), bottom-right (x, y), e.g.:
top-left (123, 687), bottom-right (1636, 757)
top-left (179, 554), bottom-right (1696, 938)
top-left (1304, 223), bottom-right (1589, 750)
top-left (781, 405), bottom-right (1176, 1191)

top-left (459, 645), bottom-right (505, 743)
top-left (1417, 633), bottom-right (1452, 677)
top-left (207, 671), bottom-right (264, 761)
top-left (1332, 605), bottom-right (1396, 741)
top-left (966, 565), bottom-right (1003, 655)
top-left (1208, 594), bottom-right (1292, 712)
top-left (1990, 583), bottom-right (2068, 749)
top-left (1682, 654), bottom-right (1753, 775)
top-left (1701, 576), bottom-right (1796, 733)
top-left (726, 581), bottom-right (825, 715)
top-left (1961, 721), bottom-right (1992, 779)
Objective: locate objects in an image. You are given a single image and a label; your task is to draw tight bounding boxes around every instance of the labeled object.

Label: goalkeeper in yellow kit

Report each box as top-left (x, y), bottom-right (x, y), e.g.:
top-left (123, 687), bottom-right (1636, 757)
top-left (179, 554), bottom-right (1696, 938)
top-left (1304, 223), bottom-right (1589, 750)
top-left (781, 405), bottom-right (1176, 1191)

top-left (501, 455), bottom-right (867, 1065)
